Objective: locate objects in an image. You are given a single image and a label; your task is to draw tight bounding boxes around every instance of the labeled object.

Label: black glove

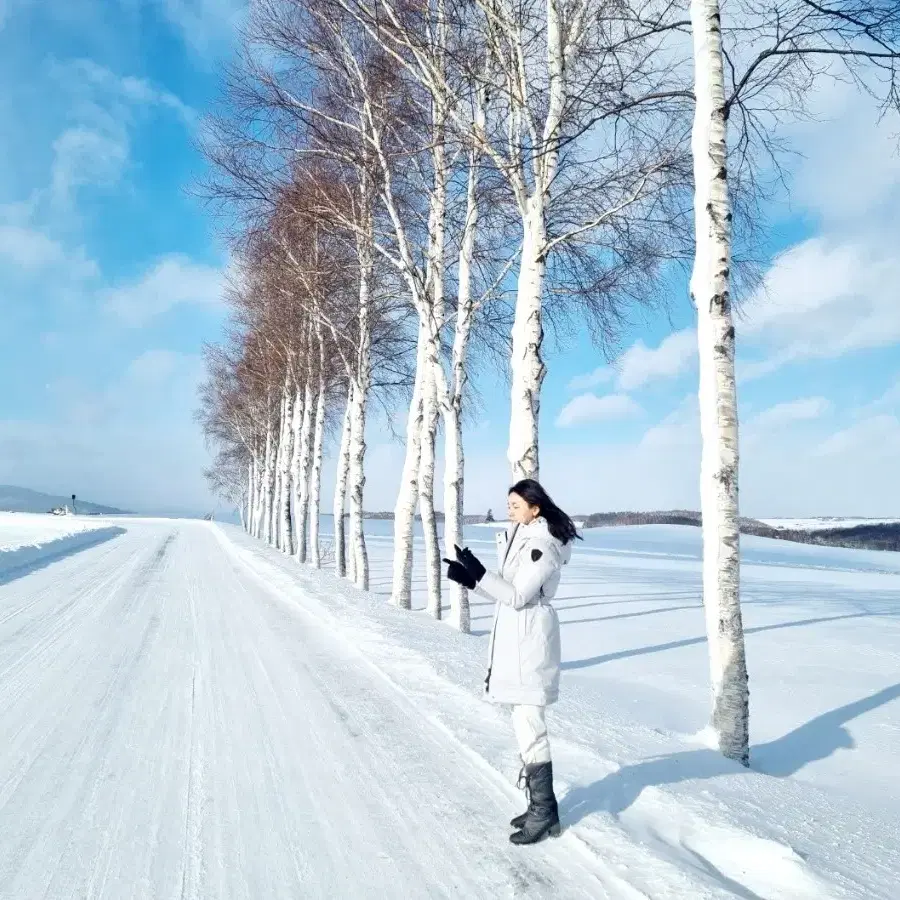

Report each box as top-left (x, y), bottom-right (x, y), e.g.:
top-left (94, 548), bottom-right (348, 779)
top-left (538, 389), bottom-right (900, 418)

top-left (454, 545), bottom-right (486, 582)
top-left (443, 558), bottom-right (477, 590)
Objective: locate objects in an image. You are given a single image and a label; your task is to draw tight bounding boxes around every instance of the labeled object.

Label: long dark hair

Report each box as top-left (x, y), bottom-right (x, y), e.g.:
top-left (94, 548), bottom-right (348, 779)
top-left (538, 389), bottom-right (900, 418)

top-left (509, 479), bottom-right (581, 546)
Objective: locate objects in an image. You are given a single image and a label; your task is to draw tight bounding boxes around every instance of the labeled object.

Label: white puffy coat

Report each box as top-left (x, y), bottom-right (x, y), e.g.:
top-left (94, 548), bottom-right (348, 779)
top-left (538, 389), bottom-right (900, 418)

top-left (475, 517), bottom-right (571, 706)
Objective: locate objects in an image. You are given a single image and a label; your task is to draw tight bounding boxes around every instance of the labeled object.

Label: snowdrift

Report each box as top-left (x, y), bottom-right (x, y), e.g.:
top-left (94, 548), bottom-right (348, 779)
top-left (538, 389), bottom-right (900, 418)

top-left (0, 512), bottom-right (124, 583)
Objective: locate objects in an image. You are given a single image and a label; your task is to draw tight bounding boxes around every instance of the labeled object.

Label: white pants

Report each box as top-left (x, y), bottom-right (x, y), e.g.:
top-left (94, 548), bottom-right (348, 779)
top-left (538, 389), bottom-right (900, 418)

top-left (511, 705), bottom-right (551, 765)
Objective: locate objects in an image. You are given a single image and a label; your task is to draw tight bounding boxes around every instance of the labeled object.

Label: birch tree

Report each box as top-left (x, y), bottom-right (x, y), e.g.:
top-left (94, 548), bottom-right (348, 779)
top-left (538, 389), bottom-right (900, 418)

top-left (686, 0), bottom-right (900, 764)
top-left (443, 0), bottom-right (689, 479)
top-left (689, 0), bottom-right (748, 765)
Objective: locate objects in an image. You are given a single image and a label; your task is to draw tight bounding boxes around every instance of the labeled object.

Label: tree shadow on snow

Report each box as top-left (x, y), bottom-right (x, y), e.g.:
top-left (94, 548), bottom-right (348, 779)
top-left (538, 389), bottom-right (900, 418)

top-left (753, 682), bottom-right (900, 777)
top-left (559, 603), bottom-right (701, 628)
top-left (562, 611), bottom-right (881, 671)
top-left (562, 681), bottom-right (900, 826)
top-left (561, 747), bottom-right (740, 823)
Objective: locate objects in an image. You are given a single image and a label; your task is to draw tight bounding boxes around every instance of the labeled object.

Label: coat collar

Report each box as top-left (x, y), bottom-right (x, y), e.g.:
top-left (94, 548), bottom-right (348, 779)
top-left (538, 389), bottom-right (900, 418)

top-left (503, 517), bottom-right (572, 570)
top-left (502, 517), bottom-right (555, 571)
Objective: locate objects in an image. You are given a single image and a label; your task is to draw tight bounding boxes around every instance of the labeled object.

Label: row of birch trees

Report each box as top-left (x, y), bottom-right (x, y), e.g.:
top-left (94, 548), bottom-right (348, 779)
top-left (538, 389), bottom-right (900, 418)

top-left (199, 0), bottom-right (899, 765)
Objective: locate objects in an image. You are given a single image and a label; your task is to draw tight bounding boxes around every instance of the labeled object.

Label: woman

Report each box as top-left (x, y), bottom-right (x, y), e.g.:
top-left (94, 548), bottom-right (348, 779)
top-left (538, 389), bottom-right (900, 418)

top-left (444, 478), bottom-right (579, 845)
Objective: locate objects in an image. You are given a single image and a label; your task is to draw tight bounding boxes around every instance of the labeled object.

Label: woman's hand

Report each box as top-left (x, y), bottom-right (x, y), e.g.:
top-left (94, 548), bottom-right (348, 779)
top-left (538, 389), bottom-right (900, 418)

top-left (454, 545), bottom-right (486, 582)
top-left (443, 545), bottom-right (486, 590)
top-left (443, 559), bottom-right (477, 590)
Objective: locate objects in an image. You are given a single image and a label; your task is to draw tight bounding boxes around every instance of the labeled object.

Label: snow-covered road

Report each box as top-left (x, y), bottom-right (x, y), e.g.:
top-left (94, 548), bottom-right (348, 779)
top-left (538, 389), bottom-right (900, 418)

top-left (0, 520), bottom-right (618, 899)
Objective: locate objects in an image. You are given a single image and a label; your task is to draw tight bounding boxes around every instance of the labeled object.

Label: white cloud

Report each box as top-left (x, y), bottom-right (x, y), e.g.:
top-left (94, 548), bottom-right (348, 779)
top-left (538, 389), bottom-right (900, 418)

top-left (1, 350), bottom-right (213, 512)
top-left (814, 415), bottom-right (900, 458)
top-left (50, 125), bottom-right (130, 205)
top-left (0, 224), bottom-right (98, 279)
top-left (58, 59), bottom-right (195, 127)
top-left (787, 81), bottom-right (900, 226)
top-left (739, 237), bottom-right (900, 379)
top-left (616, 328), bottom-right (697, 391)
top-left (748, 397), bottom-right (831, 431)
top-left (638, 394), bottom-right (699, 452)
top-left (568, 366), bottom-right (614, 391)
top-left (104, 254), bottom-right (225, 326)
top-left (157, 0), bottom-right (244, 57)
top-left (556, 393), bottom-right (642, 428)
top-left (37, 59), bottom-right (195, 210)
top-left (569, 329), bottom-right (698, 395)
top-left (857, 382), bottom-right (900, 418)
top-left (127, 349), bottom-right (186, 385)
top-left (0, 224), bottom-right (99, 316)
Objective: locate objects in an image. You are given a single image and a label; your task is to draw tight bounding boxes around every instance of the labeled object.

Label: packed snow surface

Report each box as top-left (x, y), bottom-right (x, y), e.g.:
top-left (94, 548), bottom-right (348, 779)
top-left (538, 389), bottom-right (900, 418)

top-left (0, 516), bottom-right (897, 898)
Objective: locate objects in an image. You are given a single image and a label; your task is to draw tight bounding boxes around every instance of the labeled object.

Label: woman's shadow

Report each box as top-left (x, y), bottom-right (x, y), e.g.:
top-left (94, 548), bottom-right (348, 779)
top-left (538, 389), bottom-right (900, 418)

top-left (561, 682), bottom-right (900, 824)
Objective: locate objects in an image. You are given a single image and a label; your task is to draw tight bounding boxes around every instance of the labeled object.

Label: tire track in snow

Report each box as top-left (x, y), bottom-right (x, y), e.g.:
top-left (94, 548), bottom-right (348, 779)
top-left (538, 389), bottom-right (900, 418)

top-left (25, 531), bottom-right (175, 899)
top-left (0, 526), bottom-right (183, 898)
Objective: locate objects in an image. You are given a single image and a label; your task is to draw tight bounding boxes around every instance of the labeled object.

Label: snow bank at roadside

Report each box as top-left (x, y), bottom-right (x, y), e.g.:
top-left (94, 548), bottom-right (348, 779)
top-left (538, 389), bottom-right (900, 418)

top-left (216, 522), bottom-right (896, 900)
top-left (0, 512), bottom-right (124, 578)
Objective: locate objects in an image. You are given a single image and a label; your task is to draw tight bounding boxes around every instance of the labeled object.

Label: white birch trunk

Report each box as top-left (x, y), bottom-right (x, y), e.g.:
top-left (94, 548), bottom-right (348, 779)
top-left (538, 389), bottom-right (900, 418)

top-left (309, 373), bottom-right (326, 568)
top-left (442, 402), bottom-right (467, 629)
top-left (334, 382), bottom-right (353, 579)
top-left (268, 437), bottom-right (279, 546)
top-left (272, 395), bottom-right (285, 549)
top-left (254, 441), bottom-right (266, 539)
top-left (419, 86), bottom-right (448, 621)
top-left (295, 380), bottom-right (314, 564)
top-left (289, 382), bottom-right (303, 549)
top-left (508, 193), bottom-right (548, 480)
top-left (440, 100), bottom-right (484, 634)
top-left (248, 456), bottom-right (258, 536)
top-left (278, 387), bottom-right (295, 553)
top-left (390, 327), bottom-right (426, 609)
top-left (261, 419), bottom-right (275, 545)
top-left (347, 504), bottom-right (357, 584)
top-left (690, 0), bottom-right (750, 765)
top-left (418, 354), bottom-right (441, 619)
top-left (241, 460), bottom-right (250, 531)
top-left (348, 377), bottom-right (369, 590)
top-left (251, 460), bottom-right (260, 538)
top-left (349, 221), bottom-right (373, 591)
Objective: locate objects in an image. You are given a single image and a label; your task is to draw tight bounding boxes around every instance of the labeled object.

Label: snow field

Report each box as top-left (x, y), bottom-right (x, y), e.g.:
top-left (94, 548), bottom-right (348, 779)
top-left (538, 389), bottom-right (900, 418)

top-left (251, 520), bottom-right (900, 899)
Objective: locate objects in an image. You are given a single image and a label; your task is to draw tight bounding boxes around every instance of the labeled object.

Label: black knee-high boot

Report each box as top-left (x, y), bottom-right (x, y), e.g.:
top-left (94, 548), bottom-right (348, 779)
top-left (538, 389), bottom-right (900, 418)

top-left (509, 761), bottom-right (561, 845)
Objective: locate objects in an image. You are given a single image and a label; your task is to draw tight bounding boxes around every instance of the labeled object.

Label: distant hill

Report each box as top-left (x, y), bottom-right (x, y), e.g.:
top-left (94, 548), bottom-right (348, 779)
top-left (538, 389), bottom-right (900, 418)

top-left (0, 485), bottom-right (129, 516)
top-left (577, 510), bottom-right (900, 552)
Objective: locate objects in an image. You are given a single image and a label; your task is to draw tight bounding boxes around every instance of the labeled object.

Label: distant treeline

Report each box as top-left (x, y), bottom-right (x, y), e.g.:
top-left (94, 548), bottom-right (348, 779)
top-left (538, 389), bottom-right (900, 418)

top-left (579, 510), bottom-right (704, 528)
top-left (362, 511), bottom-right (485, 523)
top-left (578, 510), bottom-right (900, 553)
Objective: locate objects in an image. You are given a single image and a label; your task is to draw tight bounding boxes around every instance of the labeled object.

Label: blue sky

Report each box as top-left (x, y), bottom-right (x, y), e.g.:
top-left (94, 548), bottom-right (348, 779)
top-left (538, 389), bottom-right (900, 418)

top-left (1, 1), bottom-right (898, 517)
